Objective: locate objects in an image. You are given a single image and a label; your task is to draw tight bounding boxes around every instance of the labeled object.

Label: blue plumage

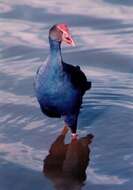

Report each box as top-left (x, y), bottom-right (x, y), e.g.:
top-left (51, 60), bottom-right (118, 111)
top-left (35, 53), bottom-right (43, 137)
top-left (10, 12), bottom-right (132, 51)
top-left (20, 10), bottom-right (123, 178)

top-left (35, 24), bottom-right (91, 136)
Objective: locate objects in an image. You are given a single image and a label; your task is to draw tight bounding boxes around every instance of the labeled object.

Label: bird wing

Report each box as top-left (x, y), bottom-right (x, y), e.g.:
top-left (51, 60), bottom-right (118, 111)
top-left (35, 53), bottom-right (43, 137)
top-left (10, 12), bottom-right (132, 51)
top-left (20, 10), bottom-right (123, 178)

top-left (63, 62), bottom-right (91, 94)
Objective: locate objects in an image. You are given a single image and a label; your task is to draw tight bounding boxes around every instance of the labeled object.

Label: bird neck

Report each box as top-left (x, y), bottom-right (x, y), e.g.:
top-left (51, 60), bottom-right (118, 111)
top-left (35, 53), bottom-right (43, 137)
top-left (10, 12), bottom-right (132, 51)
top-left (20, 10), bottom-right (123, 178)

top-left (49, 37), bottom-right (63, 63)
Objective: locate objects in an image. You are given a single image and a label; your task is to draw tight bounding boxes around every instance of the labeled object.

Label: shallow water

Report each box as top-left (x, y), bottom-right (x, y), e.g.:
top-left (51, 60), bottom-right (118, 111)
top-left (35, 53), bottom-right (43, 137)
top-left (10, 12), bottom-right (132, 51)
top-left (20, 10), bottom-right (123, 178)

top-left (0, 0), bottom-right (133, 190)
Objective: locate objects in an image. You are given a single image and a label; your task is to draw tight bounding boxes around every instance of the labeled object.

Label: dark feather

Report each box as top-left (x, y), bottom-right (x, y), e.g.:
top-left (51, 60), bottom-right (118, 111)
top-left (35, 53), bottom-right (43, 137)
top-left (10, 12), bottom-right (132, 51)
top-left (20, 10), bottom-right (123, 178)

top-left (40, 104), bottom-right (61, 118)
top-left (63, 62), bottom-right (91, 94)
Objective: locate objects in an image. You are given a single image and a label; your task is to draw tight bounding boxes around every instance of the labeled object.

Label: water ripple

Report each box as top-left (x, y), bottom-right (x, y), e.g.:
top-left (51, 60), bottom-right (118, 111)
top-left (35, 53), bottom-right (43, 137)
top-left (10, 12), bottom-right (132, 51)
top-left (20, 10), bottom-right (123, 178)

top-left (0, 0), bottom-right (133, 189)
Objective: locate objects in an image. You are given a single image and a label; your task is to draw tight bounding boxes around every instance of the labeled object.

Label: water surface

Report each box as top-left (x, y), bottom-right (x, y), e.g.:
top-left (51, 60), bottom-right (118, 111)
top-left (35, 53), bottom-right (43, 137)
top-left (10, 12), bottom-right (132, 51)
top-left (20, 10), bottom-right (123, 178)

top-left (0, 0), bottom-right (133, 190)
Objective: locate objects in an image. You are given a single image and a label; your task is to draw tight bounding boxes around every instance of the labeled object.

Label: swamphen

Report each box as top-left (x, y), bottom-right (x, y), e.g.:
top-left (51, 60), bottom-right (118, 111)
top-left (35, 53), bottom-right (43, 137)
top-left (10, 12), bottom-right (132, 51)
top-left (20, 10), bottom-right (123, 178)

top-left (35, 24), bottom-right (91, 139)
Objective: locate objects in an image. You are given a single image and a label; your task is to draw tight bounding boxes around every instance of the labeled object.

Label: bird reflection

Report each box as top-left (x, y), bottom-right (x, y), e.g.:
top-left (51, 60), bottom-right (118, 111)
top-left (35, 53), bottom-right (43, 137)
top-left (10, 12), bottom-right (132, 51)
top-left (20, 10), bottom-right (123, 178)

top-left (43, 127), bottom-right (94, 190)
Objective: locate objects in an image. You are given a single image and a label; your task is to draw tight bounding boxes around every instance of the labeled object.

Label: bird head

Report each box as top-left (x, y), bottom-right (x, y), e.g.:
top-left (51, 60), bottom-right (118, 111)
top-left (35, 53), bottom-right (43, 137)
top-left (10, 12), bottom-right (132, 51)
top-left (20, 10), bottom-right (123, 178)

top-left (49, 23), bottom-right (75, 46)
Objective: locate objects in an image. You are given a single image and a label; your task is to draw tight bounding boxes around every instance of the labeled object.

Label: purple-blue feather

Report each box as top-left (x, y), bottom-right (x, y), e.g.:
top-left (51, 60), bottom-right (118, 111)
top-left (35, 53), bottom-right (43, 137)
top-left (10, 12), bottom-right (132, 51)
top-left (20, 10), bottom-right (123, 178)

top-left (35, 37), bottom-right (91, 133)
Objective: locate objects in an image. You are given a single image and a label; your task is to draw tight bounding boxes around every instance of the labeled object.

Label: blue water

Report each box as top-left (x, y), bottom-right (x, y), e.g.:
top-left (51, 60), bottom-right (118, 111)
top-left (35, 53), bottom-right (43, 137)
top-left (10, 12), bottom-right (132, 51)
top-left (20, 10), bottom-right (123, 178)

top-left (0, 0), bottom-right (133, 190)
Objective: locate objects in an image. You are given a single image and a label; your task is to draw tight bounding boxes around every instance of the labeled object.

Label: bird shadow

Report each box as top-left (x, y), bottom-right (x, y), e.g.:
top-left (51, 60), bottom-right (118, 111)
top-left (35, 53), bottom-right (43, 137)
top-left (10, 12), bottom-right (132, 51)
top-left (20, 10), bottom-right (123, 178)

top-left (43, 130), bottom-right (94, 190)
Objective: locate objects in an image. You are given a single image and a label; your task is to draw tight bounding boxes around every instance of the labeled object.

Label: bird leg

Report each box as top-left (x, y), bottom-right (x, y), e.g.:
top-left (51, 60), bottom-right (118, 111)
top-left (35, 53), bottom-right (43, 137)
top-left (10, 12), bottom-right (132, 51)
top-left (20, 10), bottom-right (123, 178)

top-left (70, 118), bottom-right (78, 140)
top-left (64, 113), bottom-right (79, 140)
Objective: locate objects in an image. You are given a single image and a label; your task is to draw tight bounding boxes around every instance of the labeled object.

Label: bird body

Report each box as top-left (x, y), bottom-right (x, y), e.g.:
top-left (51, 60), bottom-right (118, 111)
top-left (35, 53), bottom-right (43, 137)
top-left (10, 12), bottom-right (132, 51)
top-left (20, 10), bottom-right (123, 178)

top-left (35, 24), bottom-right (91, 137)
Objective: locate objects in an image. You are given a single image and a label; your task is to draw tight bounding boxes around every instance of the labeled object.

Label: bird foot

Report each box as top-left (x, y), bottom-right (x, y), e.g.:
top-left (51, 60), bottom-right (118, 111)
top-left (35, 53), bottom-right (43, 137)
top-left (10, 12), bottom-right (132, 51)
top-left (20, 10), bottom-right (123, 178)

top-left (71, 133), bottom-right (78, 140)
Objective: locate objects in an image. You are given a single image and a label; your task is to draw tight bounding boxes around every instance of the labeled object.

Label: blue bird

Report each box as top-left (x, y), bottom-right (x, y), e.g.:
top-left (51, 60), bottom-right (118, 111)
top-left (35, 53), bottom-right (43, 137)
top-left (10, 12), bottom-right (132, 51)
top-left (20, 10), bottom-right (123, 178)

top-left (35, 23), bottom-right (91, 139)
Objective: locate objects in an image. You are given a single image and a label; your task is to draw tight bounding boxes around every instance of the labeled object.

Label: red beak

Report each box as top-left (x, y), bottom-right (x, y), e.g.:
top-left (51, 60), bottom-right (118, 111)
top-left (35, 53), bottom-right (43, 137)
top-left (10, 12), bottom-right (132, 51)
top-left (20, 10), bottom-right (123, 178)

top-left (62, 34), bottom-right (75, 46)
top-left (57, 23), bottom-right (75, 46)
